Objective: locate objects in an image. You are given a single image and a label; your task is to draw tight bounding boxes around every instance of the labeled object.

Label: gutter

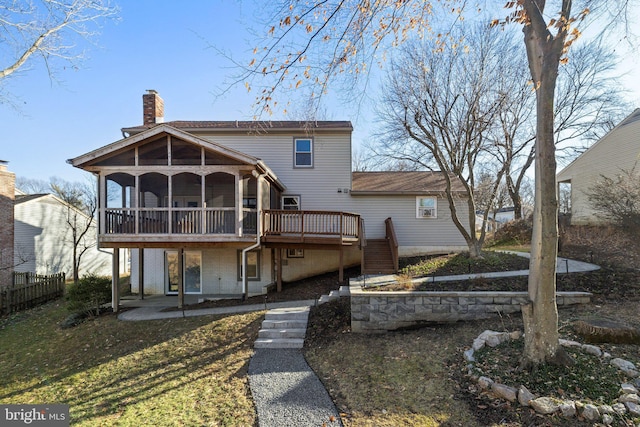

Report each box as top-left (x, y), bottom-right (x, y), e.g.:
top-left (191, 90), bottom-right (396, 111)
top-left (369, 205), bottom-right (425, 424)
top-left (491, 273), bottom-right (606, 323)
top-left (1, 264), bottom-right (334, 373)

top-left (241, 169), bottom-right (266, 300)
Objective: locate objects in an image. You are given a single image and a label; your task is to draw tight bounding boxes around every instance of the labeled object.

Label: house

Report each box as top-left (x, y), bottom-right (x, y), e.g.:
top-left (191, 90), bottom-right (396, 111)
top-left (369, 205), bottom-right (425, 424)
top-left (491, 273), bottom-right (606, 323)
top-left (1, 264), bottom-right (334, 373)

top-left (13, 192), bottom-right (115, 278)
top-left (557, 108), bottom-right (640, 225)
top-left (69, 91), bottom-right (469, 310)
top-left (475, 207), bottom-right (516, 232)
top-left (0, 161), bottom-right (15, 288)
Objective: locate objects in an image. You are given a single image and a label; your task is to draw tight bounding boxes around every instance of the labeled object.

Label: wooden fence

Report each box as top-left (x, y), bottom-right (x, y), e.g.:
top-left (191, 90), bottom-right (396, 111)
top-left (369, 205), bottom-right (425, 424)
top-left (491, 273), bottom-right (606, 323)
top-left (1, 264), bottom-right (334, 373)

top-left (0, 273), bottom-right (66, 315)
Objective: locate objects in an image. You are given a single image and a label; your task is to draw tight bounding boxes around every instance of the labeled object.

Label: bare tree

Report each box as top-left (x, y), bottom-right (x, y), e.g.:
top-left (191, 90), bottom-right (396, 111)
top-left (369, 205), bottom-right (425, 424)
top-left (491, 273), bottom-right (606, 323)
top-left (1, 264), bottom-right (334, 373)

top-left (49, 177), bottom-right (97, 283)
top-left (476, 170), bottom-right (511, 226)
top-left (0, 0), bottom-right (118, 99)
top-left (15, 176), bottom-right (50, 193)
top-left (494, 38), bottom-right (628, 220)
top-left (352, 146), bottom-right (378, 172)
top-left (506, 0), bottom-right (636, 368)
top-left (243, 0), bottom-right (636, 369)
top-left (558, 182), bottom-right (572, 215)
top-left (375, 25), bottom-right (510, 257)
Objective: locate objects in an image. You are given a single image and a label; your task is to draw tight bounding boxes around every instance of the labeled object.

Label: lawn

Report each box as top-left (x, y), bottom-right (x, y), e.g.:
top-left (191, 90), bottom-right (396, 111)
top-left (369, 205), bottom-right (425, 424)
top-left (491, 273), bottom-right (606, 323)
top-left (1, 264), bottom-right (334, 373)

top-left (304, 226), bottom-right (640, 426)
top-left (2, 225), bottom-right (639, 426)
top-left (0, 302), bottom-right (262, 426)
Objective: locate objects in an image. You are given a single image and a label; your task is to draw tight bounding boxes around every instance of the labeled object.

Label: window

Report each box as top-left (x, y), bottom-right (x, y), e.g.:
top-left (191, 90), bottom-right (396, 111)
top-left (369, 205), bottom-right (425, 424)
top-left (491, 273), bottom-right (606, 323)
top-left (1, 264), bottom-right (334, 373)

top-left (238, 250), bottom-right (261, 280)
top-left (287, 249), bottom-right (304, 258)
top-left (416, 197), bottom-right (437, 218)
top-left (282, 196), bottom-right (300, 210)
top-left (294, 138), bottom-right (313, 167)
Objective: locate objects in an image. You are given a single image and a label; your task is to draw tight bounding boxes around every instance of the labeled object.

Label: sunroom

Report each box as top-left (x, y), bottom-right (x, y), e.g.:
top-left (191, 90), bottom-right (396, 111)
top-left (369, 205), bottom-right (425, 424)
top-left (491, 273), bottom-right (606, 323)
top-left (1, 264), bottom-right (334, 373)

top-left (70, 125), bottom-right (284, 248)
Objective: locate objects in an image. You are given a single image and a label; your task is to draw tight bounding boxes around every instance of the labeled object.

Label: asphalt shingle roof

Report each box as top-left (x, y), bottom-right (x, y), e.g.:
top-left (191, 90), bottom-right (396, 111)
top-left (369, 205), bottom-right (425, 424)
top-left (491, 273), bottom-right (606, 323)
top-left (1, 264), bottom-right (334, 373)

top-left (351, 171), bottom-right (466, 194)
top-left (14, 194), bottom-right (48, 204)
top-left (122, 120), bottom-right (353, 133)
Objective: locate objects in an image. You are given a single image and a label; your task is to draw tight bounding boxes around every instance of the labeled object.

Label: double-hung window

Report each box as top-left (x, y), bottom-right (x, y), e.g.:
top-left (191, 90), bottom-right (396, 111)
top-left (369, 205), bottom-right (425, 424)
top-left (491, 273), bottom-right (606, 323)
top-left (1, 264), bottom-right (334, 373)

top-left (416, 197), bottom-right (437, 218)
top-left (294, 138), bottom-right (313, 167)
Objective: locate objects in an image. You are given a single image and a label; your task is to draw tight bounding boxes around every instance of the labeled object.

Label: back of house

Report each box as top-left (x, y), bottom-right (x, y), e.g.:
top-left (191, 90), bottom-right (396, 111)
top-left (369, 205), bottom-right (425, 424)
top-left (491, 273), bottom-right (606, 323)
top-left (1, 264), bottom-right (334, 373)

top-left (69, 91), bottom-right (469, 305)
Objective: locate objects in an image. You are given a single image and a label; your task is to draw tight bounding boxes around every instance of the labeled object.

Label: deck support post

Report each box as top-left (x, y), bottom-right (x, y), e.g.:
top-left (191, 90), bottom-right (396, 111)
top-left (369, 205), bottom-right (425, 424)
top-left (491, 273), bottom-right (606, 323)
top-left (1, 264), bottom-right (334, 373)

top-left (277, 248), bottom-right (283, 292)
top-left (178, 248), bottom-right (184, 309)
top-left (112, 247), bottom-right (120, 313)
top-left (138, 248), bottom-right (144, 300)
top-left (339, 245), bottom-right (344, 283)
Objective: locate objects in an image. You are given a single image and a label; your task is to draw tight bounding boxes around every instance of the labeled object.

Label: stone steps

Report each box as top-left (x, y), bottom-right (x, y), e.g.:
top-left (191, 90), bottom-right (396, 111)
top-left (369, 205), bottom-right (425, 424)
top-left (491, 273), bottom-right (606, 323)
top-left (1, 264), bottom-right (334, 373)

top-left (254, 288), bottom-right (348, 349)
top-left (254, 337), bottom-right (306, 349)
top-left (254, 306), bottom-right (310, 349)
top-left (258, 328), bottom-right (307, 339)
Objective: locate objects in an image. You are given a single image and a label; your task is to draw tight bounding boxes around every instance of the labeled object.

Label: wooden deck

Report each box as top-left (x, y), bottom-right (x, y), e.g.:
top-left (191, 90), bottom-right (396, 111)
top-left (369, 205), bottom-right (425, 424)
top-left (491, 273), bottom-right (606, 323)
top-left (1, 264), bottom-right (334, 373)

top-left (98, 209), bottom-right (361, 248)
top-left (261, 210), bottom-right (361, 246)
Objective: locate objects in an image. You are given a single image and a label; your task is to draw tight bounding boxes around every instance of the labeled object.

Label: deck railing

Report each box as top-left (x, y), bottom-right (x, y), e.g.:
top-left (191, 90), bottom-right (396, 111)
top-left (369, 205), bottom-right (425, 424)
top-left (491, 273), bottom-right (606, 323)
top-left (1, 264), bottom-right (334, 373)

top-left (103, 208), bottom-right (356, 240)
top-left (104, 207), bottom-right (253, 235)
top-left (262, 210), bottom-right (360, 240)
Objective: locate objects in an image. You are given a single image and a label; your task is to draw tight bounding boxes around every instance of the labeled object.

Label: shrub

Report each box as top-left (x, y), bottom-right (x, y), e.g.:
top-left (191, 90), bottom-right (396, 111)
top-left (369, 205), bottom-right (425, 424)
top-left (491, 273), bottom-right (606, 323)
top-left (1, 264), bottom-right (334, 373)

top-left (489, 216), bottom-right (532, 246)
top-left (587, 168), bottom-right (640, 236)
top-left (66, 274), bottom-right (112, 316)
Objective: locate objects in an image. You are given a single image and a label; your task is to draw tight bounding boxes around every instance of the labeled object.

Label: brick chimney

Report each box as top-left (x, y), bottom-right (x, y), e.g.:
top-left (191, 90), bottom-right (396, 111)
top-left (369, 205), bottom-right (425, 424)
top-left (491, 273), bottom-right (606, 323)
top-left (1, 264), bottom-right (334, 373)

top-left (143, 90), bottom-right (164, 125)
top-left (0, 160), bottom-right (15, 287)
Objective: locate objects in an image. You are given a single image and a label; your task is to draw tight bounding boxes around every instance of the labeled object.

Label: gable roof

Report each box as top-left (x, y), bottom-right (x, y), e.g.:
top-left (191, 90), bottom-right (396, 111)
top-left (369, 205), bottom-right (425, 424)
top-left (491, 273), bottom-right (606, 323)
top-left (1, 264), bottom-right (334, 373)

top-left (121, 120), bottom-right (353, 135)
top-left (68, 124), bottom-right (285, 191)
top-left (70, 124), bottom-right (261, 168)
top-left (14, 193), bottom-right (94, 220)
top-left (351, 171), bottom-right (466, 195)
top-left (15, 194), bottom-right (48, 204)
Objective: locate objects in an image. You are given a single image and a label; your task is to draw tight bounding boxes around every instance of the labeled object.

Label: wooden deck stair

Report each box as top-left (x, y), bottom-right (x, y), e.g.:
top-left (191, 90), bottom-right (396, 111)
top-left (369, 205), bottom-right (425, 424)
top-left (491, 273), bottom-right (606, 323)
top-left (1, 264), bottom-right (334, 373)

top-left (363, 238), bottom-right (396, 274)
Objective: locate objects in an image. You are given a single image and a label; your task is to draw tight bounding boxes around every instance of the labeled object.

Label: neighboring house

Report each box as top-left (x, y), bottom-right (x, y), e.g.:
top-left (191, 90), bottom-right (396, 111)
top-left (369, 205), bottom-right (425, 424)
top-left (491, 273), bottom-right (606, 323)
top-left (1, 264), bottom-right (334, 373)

top-left (14, 192), bottom-right (114, 278)
top-left (475, 207), bottom-right (516, 232)
top-left (69, 91), bottom-right (469, 307)
top-left (0, 161), bottom-right (15, 288)
top-left (557, 108), bottom-right (640, 225)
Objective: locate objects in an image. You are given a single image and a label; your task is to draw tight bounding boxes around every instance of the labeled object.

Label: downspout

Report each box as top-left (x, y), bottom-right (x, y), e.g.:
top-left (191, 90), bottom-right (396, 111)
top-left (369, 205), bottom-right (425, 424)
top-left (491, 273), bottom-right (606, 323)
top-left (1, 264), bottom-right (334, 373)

top-left (242, 169), bottom-right (265, 300)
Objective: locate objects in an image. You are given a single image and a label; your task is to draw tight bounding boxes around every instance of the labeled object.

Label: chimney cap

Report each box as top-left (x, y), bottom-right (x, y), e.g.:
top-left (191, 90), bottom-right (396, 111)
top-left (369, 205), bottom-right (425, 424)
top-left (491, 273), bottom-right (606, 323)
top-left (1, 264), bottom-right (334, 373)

top-left (146, 89), bottom-right (158, 95)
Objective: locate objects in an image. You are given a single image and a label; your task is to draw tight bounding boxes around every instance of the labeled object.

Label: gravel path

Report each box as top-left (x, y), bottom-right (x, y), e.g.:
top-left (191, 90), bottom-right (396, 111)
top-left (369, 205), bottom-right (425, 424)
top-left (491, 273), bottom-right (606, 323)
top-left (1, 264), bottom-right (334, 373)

top-left (248, 349), bottom-right (342, 427)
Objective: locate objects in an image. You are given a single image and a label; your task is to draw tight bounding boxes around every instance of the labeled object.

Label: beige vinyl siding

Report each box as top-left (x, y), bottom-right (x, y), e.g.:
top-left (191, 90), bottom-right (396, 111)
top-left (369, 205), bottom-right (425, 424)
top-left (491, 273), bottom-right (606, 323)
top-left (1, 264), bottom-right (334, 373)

top-left (281, 247), bottom-right (360, 282)
top-left (557, 112), bottom-right (640, 224)
top-left (201, 131), bottom-right (353, 212)
top-left (352, 195), bottom-right (469, 255)
top-left (14, 196), bottom-right (112, 276)
top-left (132, 247), bottom-right (273, 296)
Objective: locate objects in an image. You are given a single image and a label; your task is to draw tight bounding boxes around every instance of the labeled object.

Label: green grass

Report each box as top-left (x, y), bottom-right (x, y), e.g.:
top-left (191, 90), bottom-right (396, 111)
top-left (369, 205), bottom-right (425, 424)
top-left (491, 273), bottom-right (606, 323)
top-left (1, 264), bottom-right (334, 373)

top-left (0, 301), bottom-right (261, 426)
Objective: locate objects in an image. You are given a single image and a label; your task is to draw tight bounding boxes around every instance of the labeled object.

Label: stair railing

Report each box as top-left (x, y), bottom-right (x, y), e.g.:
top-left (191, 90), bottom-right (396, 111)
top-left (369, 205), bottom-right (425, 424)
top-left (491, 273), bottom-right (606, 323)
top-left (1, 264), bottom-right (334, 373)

top-left (385, 217), bottom-right (399, 272)
top-left (359, 218), bottom-right (367, 275)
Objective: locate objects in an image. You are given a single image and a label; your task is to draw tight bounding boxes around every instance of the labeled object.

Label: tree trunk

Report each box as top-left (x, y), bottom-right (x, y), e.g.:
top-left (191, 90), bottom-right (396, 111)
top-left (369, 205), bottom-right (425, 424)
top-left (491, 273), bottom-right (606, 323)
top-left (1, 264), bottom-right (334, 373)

top-left (73, 243), bottom-right (79, 284)
top-left (507, 176), bottom-right (523, 220)
top-left (468, 240), bottom-right (483, 258)
top-left (520, 0), bottom-right (571, 368)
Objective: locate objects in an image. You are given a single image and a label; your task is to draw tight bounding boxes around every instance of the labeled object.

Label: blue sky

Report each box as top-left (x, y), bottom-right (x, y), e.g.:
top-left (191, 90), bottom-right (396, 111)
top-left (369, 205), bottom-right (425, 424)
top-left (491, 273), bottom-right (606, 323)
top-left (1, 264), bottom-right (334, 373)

top-left (1, 1), bottom-right (639, 184)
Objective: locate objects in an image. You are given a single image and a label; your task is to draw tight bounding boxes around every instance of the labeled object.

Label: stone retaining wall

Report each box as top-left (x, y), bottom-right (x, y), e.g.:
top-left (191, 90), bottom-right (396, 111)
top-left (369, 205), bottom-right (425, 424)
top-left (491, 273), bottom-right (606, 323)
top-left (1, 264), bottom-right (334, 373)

top-left (350, 285), bottom-right (592, 333)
